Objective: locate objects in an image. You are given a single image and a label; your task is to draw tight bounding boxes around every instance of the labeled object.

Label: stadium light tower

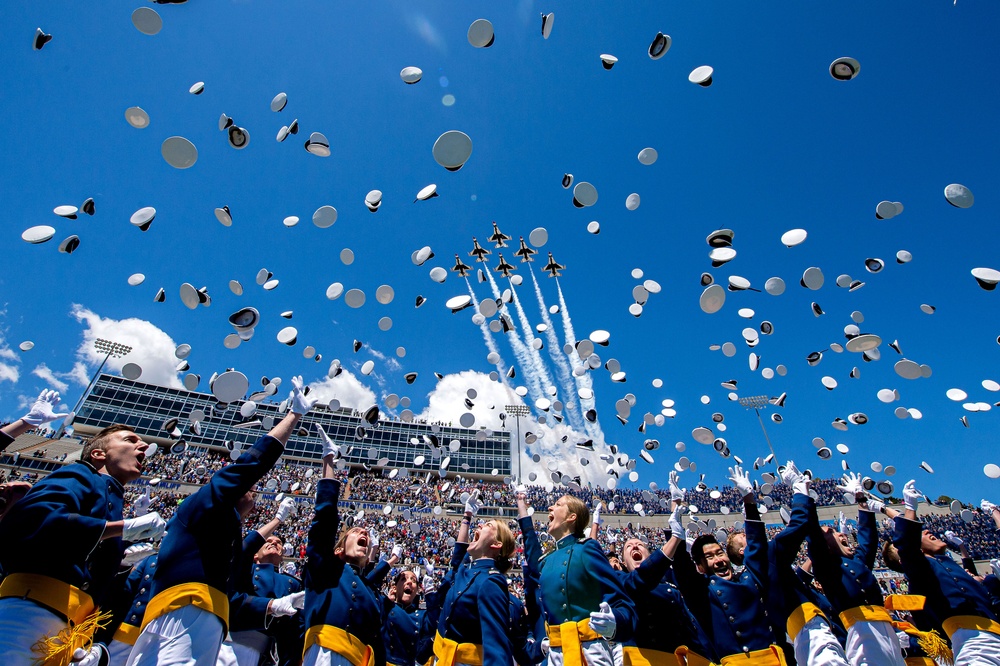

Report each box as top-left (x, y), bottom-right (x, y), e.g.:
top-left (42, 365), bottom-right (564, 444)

top-left (738, 394), bottom-right (779, 466)
top-left (504, 404), bottom-right (530, 483)
top-left (57, 338), bottom-right (133, 438)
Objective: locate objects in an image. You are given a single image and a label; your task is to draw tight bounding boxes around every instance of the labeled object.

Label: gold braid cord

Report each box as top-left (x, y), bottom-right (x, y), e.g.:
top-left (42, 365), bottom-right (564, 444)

top-left (30, 609), bottom-right (113, 666)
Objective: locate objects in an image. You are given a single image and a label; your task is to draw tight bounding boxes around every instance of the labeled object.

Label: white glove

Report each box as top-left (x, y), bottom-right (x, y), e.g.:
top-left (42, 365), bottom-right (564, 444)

top-left (903, 480), bottom-right (922, 512)
top-left (592, 502), bottom-right (603, 525)
top-left (391, 543), bottom-right (404, 559)
top-left (71, 644), bottom-right (108, 666)
top-left (269, 591), bottom-right (305, 616)
top-left (514, 484), bottom-right (528, 497)
top-left (275, 497), bottom-right (295, 523)
top-left (289, 376), bottom-right (318, 415)
top-left (781, 461), bottom-right (809, 496)
top-left (21, 389), bottom-right (70, 426)
top-left (464, 489), bottom-right (481, 517)
top-left (990, 559), bottom-right (1000, 579)
top-left (837, 511), bottom-right (847, 533)
top-left (982, 499), bottom-right (999, 514)
top-left (728, 465), bottom-right (754, 498)
top-left (863, 495), bottom-right (885, 514)
top-left (425, 561), bottom-right (435, 576)
top-left (837, 472), bottom-right (864, 498)
top-left (668, 504), bottom-right (685, 538)
top-left (943, 530), bottom-right (963, 549)
top-left (588, 601), bottom-right (617, 639)
top-left (122, 511), bottom-right (166, 542)
top-left (668, 471), bottom-right (685, 501)
top-left (317, 425), bottom-right (341, 460)
top-left (133, 487), bottom-right (151, 517)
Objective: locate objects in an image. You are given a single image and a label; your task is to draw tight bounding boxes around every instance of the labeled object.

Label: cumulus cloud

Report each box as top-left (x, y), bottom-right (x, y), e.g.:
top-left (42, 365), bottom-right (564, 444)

top-left (306, 370), bottom-right (378, 411)
top-left (31, 363), bottom-right (69, 392)
top-left (0, 362), bottom-right (18, 384)
top-left (71, 305), bottom-right (183, 389)
top-left (416, 370), bottom-right (616, 488)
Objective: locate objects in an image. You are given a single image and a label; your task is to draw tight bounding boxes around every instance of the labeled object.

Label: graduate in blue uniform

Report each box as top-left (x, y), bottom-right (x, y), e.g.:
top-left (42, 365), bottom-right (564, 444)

top-left (764, 463), bottom-right (849, 666)
top-left (301, 425), bottom-right (386, 666)
top-left (227, 497), bottom-right (304, 666)
top-left (893, 480), bottom-right (1000, 665)
top-left (529, 493), bottom-right (636, 666)
top-left (806, 472), bottom-right (905, 665)
top-left (127, 376), bottom-right (316, 666)
top-left (0, 414), bottom-right (166, 666)
top-left (666, 467), bottom-right (786, 665)
top-left (616, 531), bottom-right (715, 665)
top-left (381, 567), bottom-right (426, 666)
top-left (432, 489), bottom-right (516, 666)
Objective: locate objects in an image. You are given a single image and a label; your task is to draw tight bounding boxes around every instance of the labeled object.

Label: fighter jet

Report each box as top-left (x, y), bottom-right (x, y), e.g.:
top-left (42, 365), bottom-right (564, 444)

top-left (469, 237), bottom-right (491, 262)
top-left (494, 253), bottom-right (516, 277)
top-left (543, 252), bottom-right (565, 277)
top-left (488, 221), bottom-right (511, 248)
top-left (514, 237), bottom-right (537, 263)
top-left (452, 254), bottom-right (471, 277)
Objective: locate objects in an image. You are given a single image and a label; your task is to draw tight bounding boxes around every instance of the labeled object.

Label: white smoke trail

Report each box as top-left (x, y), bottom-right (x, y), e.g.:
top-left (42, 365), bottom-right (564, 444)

top-left (507, 283), bottom-right (559, 404)
top-left (483, 269), bottom-right (547, 411)
top-left (557, 280), bottom-right (603, 440)
top-left (464, 278), bottom-right (512, 389)
top-left (530, 267), bottom-right (583, 430)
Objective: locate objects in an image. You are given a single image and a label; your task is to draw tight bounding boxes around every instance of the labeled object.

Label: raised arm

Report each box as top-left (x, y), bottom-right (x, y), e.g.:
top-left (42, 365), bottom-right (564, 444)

top-left (892, 481), bottom-right (935, 583)
top-left (1, 390), bottom-right (70, 451)
top-left (516, 486), bottom-right (542, 576)
top-left (581, 538), bottom-right (637, 642)
top-left (772, 462), bottom-right (812, 568)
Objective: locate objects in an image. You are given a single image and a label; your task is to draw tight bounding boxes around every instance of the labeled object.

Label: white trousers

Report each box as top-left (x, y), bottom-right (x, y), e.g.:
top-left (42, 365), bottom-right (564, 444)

top-left (610, 642), bottom-right (622, 666)
top-left (304, 644), bottom-right (356, 666)
top-left (792, 616), bottom-right (849, 666)
top-left (126, 605), bottom-right (225, 666)
top-left (0, 597), bottom-right (70, 665)
top-left (546, 639), bottom-right (615, 666)
top-left (953, 628), bottom-right (1000, 666)
top-left (845, 619), bottom-right (906, 666)
top-left (109, 638), bottom-right (137, 666)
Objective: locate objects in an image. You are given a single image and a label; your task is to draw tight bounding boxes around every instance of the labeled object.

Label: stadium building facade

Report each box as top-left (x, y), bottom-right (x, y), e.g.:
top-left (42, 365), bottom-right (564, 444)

top-left (72, 373), bottom-right (512, 480)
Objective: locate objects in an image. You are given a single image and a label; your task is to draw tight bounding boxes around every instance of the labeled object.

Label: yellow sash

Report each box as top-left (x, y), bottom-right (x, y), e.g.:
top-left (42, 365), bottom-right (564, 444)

top-left (113, 622), bottom-right (142, 646)
top-left (941, 615), bottom-right (1000, 639)
top-left (785, 602), bottom-right (826, 641)
top-left (140, 583), bottom-right (230, 634)
top-left (622, 645), bottom-right (681, 666)
top-left (432, 630), bottom-right (483, 666)
top-left (0, 573), bottom-right (96, 625)
top-left (718, 646), bottom-right (787, 665)
top-left (884, 595), bottom-right (926, 612)
top-left (545, 618), bottom-right (603, 666)
top-left (904, 659), bottom-right (937, 666)
top-left (305, 624), bottom-right (375, 666)
top-left (838, 604), bottom-right (893, 630)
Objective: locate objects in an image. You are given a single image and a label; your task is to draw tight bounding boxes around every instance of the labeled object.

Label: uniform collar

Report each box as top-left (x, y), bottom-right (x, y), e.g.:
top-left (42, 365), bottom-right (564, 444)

top-left (471, 558), bottom-right (496, 570)
top-left (76, 459), bottom-right (124, 492)
top-left (556, 534), bottom-right (577, 550)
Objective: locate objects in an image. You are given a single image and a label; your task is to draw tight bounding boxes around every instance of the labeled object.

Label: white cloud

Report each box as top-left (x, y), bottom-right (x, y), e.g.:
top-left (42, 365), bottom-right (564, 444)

top-left (305, 371), bottom-right (377, 411)
top-left (31, 363), bottom-right (69, 392)
top-left (0, 347), bottom-right (17, 362)
top-left (416, 370), bottom-right (617, 488)
top-left (70, 305), bottom-right (183, 389)
top-left (62, 362), bottom-right (91, 387)
top-left (0, 362), bottom-right (18, 384)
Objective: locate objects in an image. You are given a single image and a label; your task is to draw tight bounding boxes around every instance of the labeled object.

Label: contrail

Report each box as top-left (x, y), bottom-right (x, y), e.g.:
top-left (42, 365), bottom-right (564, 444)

top-left (507, 281), bottom-right (559, 409)
top-left (557, 280), bottom-right (603, 440)
top-left (483, 269), bottom-right (547, 412)
top-left (530, 267), bottom-right (583, 430)
top-left (464, 278), bottom-right (512, 389)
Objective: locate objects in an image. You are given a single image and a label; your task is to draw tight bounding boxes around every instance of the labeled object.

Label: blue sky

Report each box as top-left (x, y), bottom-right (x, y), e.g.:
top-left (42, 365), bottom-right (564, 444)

top-left (2, 1), bottom-right (999, 502)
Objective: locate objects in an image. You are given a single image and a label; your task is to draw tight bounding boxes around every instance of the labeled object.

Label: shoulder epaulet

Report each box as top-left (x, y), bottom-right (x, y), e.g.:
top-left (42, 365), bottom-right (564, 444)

top-left (577, 537), bottom-right (589, 544)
